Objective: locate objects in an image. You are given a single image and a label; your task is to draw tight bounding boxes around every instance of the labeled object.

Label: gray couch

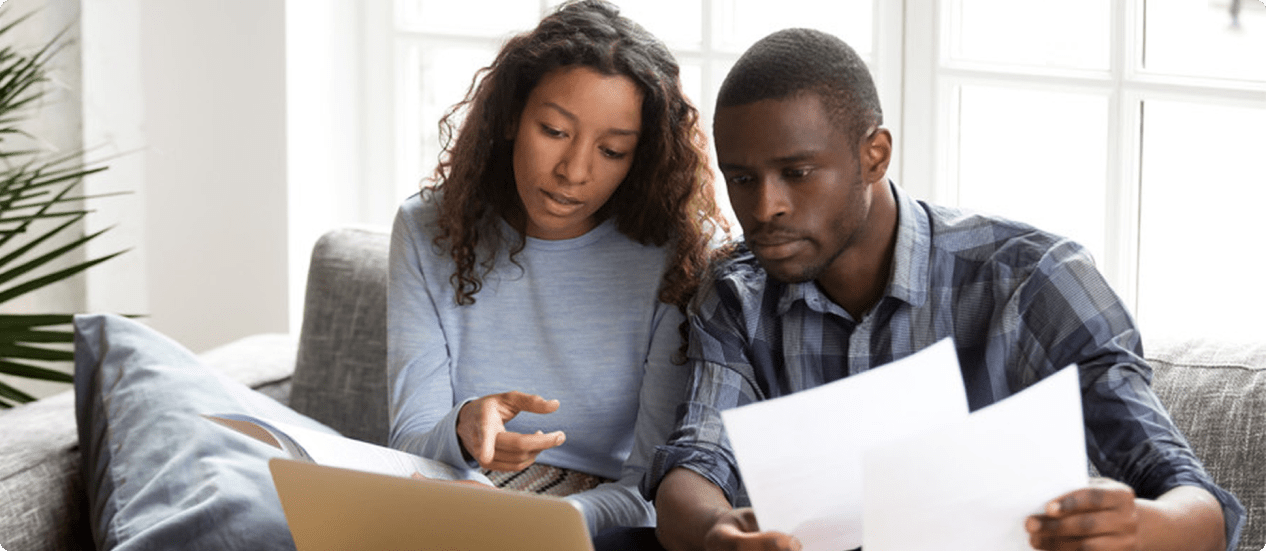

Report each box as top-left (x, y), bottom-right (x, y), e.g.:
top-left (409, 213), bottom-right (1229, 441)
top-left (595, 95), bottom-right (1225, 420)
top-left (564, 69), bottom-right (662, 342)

top-left (1, 227), bottom-right (1262, 551)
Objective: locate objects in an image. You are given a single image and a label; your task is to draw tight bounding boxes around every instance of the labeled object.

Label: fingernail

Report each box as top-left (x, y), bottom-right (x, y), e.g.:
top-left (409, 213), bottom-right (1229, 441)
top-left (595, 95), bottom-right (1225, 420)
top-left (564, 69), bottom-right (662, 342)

top-left (1047, 501), bottom-right (1060, 515)
top-left (1025, 517), bottom-right (1038, 532)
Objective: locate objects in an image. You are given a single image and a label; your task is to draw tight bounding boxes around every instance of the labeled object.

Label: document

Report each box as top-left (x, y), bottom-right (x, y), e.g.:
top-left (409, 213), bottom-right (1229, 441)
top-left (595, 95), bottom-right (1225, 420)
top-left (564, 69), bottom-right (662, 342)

top-left (721, 338), bottom-right (970, 551)
top-left (206, 413), bottom-right (492, 484)
top-left (862, 365), bottom-right (1087, 551)
top-left (720, 338), bottom-right (1088, 551)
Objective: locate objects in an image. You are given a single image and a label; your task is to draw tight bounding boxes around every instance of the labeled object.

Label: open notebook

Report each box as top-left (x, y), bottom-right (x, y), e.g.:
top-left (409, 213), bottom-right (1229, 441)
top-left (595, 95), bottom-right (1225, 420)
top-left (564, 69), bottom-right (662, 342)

top-left (268, 458), bottom-right (595, 551)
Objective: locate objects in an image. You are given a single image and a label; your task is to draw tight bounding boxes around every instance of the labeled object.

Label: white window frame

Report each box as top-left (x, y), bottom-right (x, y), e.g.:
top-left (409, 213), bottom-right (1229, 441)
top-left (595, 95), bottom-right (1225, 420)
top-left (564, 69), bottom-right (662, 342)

top-left (901, 0), bottom-right (1266, 314)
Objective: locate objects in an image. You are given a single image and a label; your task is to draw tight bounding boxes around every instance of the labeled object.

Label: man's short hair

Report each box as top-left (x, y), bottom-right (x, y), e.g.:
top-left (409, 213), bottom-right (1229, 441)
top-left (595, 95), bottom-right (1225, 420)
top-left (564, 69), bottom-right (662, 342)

top-left (717, 28), bottom-right (883, 144)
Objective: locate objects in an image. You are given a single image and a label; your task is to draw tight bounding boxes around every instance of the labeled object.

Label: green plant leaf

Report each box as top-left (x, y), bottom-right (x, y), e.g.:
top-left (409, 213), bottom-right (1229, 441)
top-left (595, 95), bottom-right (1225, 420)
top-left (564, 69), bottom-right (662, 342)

top-left (0, 379), bottom-right (37, 408)
top-left (0, 328), bottom-right (72, 342)
top-left (0, 343), bottom-right (71, 361)
top-left (0, 213), bottom-right (84, 269)
top-left (0, 359), bottom-right (73, 381)
top-left (0, 222), bottom-right (104, 286)
top-left (0, 248), bottom-right (127, 304)
top-left (0, 313), bottom-right (74, 328)
top-left (0, 5), bottom-right (128, 397)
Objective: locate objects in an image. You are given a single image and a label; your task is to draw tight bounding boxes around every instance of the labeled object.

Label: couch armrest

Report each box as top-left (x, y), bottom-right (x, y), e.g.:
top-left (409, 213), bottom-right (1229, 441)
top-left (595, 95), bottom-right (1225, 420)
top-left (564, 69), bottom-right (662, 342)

top-left (289, 226), bottom-right (391, 445)
top-left (1145, 337), bottom-right (1266, 551)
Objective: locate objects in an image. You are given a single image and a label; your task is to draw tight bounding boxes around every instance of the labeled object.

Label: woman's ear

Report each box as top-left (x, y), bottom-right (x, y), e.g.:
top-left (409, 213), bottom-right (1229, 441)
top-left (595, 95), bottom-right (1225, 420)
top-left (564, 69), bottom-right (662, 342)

top-left (859, 127), bottom-right (892, 184)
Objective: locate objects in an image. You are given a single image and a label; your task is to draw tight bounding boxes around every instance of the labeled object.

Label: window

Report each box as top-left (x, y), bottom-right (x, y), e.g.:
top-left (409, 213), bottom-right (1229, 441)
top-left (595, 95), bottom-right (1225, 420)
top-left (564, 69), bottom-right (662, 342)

top-left (381, 0), bottom-right (900, 226)
top-left (903, 0), bottom-right (1266, 342)
top-left (326, 0), bottom-right (1262, 342)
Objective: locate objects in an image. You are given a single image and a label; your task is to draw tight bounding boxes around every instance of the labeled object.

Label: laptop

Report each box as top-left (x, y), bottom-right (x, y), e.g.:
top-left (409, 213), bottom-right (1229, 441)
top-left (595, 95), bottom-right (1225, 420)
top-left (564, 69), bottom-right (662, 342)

top-left (268, 458), bottom-right (595, 551)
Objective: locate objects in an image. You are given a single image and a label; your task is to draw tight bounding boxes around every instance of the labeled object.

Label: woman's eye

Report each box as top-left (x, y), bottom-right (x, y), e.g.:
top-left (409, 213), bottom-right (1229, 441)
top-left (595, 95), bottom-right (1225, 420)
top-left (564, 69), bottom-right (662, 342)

top-left (726, 174), bottom-right (753, 186)
top-left (541, 124), bottom-right (565, 138)
top-left (600, 147), bottom-right (628, 160)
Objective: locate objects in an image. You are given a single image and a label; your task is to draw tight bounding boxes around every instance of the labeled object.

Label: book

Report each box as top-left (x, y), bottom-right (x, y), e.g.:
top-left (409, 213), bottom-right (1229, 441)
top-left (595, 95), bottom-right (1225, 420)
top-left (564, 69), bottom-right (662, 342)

top-left (205, 412), bottom-right (493, 485)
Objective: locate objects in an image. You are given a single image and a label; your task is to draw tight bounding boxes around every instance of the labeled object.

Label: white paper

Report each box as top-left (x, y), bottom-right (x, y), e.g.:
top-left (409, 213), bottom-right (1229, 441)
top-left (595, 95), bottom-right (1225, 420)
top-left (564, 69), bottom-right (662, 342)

top-left (862, 365), bottom-right (1088, 551)
top-left (206, 413), bottom-right (490, 483)
top-left (721, 338), bottom-right (970, 551)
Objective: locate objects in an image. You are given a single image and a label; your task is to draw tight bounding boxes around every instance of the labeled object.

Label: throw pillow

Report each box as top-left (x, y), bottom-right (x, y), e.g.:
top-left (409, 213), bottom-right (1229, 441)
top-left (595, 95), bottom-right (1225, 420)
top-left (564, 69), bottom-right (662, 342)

top-left (74, 313), bottom-right (336, 550)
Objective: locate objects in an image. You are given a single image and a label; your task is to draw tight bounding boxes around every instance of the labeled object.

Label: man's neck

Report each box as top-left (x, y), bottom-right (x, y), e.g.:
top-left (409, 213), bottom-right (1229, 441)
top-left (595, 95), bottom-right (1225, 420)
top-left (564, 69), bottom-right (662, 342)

top-left (816, 181), bottom-right (899, 320)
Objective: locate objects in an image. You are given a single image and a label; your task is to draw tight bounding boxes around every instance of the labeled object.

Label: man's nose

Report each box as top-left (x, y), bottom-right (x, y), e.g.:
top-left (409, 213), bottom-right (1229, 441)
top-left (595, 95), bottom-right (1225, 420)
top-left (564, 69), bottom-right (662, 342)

top-left (750, 178), bottom-right (790, 223)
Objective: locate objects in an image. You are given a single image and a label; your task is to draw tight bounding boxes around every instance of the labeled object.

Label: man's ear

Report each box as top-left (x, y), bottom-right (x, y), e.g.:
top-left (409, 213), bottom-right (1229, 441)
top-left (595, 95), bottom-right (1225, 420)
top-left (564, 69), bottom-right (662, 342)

top-left (859, 127), bottom-right (893, 184)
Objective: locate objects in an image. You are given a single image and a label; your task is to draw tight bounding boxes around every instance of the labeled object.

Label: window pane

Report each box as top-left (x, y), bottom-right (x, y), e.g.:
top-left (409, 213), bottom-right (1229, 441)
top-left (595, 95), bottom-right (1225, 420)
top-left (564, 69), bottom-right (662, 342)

top-left (954, 85), bottom-right (1109, 261)
top-left (1136, 99), bottom-right (1266, 342)
top-left (617, 0), bottom-right (703, 49)
top-left (947, 0), bottom-right (1109, 71)
top-left (714, 0), bottom-right (873, 56)
top-left (1142, 0), bottom-right (1266, 82)
top-left (397, 0), bottom-right (540, 36)
top-left (401, 42), bottom-right (500, 199)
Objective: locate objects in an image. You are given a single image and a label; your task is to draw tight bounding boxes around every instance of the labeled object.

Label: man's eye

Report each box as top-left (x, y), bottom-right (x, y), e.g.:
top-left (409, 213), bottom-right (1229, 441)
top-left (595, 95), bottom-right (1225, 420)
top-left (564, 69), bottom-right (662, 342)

top-left (784, 167), bottom-right (811, 179)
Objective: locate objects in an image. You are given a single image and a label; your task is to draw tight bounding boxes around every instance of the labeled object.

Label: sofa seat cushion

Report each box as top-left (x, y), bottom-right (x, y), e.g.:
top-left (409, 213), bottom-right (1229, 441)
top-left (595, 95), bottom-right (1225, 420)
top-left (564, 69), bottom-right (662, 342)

top-left (0, 391), bottom-right (94, 551)
top-left (74, 313), bottom-right (335, 550)
top-left (1146, 337), bottom-right (1266, 551)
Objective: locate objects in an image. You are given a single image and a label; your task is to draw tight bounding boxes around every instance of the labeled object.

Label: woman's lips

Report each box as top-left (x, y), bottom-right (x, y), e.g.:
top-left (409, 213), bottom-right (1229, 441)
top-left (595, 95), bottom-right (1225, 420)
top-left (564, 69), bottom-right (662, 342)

top-left (543, 189), bottom-right (581, 207)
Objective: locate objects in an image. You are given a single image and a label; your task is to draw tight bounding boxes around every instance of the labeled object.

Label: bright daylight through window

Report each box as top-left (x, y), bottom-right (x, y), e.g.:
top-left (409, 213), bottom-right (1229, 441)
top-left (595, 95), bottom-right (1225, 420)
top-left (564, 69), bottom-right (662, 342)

top-left (383, 0), bottom-right (1265, 343)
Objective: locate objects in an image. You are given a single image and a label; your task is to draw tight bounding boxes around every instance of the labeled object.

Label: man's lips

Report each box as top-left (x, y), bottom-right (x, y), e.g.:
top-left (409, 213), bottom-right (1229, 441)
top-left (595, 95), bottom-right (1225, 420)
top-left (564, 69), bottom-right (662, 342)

top-left (747, 231), bottom-right (805, 260)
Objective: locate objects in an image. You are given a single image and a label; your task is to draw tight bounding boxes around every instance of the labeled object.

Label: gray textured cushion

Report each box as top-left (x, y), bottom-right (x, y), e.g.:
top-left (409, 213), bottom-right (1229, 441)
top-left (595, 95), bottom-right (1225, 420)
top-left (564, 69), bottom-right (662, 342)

top-left (289, 227), bottom-right (391, 446)
top-left (74, 313), bottom-right (335, 550)
top-left (0, 334), bottom-right (300, 551)
top-left (1147, 337), bottom-right (1266, 551)
top-left (0, 391), bottom-right (94, 551)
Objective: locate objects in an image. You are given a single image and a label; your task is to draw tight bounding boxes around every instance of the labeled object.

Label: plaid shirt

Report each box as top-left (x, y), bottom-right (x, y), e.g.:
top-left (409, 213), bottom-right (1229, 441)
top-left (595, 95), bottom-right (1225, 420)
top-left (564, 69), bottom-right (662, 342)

top-left (642, 182), bottom-right (1243, 550)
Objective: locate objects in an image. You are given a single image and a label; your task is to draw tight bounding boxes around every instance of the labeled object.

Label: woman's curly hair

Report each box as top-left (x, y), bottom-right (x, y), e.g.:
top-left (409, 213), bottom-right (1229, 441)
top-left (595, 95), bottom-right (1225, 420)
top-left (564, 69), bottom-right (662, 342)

top-left (422, 0), bottom-right (727, 321)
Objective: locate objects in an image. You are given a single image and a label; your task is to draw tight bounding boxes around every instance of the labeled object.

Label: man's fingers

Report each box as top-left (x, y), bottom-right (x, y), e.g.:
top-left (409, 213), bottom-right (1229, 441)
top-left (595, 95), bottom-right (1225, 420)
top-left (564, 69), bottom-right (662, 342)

top-left (1028, 509), bottom-right (1136, 538)
top-left (1047, 481), bottom-right (1134, 516)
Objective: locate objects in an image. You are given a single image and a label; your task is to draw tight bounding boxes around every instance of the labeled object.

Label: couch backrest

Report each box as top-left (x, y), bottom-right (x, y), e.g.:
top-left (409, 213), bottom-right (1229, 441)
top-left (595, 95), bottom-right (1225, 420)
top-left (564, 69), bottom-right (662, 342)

top-left (289, 227), bottom-right (392, 446)
top-left (1146, 337), bottom-right (1266, 551)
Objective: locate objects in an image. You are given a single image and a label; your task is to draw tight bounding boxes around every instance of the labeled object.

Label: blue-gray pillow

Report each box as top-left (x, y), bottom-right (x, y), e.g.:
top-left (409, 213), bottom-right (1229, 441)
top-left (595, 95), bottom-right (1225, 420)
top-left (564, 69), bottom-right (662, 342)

top-left (74, 313), bottom-right (335, 550)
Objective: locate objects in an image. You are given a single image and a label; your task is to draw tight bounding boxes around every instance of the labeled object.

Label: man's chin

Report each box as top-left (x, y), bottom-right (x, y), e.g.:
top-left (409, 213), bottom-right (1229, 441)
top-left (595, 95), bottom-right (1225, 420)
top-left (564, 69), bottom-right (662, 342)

top-left (757, 257), bottom-right (819, 285)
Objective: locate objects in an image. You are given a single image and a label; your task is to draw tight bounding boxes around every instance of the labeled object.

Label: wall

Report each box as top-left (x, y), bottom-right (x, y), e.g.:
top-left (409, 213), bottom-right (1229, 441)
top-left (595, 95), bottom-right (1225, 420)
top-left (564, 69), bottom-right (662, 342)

top-left (81, 0), bottom-right (289, 354)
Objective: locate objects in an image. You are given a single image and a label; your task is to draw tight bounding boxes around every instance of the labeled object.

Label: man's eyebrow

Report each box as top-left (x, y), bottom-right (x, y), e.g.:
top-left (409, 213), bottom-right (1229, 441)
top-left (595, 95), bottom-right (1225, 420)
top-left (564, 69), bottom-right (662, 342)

top-left (771, 152), bottom-right (818, 164)
top-left (719, 152), bottom-right (818, 171)
top-left (543, 102), bottom-right (639, 136)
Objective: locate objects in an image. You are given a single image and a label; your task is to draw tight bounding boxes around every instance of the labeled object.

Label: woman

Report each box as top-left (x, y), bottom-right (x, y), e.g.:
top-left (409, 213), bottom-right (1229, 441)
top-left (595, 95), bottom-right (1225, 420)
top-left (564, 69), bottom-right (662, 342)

top-left (387, 0), bottom-right (727, 538)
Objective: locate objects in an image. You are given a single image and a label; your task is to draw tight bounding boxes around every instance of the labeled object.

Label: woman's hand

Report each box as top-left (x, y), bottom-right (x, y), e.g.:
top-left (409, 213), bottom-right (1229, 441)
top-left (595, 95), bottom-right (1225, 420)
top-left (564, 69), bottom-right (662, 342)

top-left (456, 390), bottom-right (566, 471)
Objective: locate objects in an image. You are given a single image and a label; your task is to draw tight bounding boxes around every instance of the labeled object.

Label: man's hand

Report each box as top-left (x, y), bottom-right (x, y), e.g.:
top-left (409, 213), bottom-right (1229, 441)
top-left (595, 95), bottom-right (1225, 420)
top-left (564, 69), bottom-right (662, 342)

top-left (704, 508), bottom-right (802, 551)
top-left (1026, 478), bottom-right (1140, 551)
top-left (456, 390), bottom-right (565, 471)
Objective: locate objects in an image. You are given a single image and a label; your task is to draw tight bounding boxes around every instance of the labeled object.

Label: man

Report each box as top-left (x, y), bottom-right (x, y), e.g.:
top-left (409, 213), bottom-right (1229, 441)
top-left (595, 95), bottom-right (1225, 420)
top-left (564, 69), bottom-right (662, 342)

top-left (640, 28), bottom-right (1243, 551)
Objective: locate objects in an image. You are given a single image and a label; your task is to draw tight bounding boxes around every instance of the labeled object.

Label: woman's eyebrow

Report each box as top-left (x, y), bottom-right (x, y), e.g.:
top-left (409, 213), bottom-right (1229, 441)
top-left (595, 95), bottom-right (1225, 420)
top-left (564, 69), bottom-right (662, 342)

top-left (543, 101), bottom-right (640, 136)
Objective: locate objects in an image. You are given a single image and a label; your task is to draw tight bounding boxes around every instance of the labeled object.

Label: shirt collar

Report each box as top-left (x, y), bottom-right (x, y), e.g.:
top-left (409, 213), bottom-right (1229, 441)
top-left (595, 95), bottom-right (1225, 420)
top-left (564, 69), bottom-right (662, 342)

top-left (772, 180), bottom-right (931, 318)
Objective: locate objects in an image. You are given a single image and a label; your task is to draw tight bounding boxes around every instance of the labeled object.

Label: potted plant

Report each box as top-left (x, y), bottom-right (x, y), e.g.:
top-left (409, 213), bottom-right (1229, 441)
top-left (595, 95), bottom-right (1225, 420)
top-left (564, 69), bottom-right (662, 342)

top-left (0, 10), bottom-right (125, 407)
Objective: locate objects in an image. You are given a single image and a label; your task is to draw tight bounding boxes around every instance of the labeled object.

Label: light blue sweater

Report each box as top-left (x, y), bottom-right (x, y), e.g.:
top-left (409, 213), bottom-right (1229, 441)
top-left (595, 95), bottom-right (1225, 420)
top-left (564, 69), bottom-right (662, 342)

top-left (386, 193), bottom-right (688, 534)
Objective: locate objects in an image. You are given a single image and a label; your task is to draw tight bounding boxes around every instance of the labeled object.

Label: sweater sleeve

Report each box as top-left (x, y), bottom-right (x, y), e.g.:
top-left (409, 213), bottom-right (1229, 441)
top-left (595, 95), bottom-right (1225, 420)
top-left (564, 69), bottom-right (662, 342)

top-left (385, 200), bottom-right (481, 477)
top-left (564, 300), bottom-right (690, 534)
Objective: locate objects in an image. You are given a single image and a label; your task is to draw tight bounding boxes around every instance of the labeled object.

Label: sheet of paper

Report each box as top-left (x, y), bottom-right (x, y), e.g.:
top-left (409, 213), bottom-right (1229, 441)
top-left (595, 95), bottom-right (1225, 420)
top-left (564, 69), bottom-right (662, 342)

top-left (721, 338), bottom-right (970, 551)
top-left (862, 365), bottom-right (1088, 551)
